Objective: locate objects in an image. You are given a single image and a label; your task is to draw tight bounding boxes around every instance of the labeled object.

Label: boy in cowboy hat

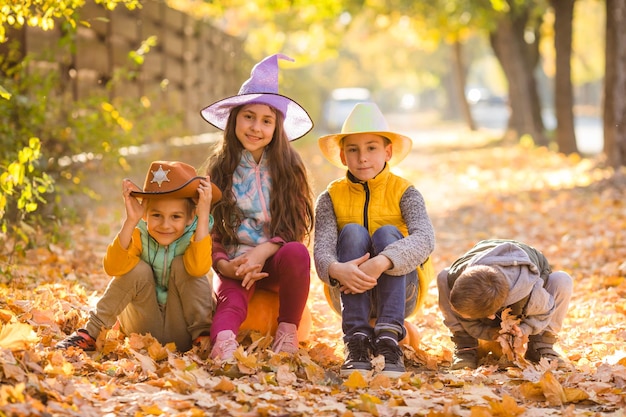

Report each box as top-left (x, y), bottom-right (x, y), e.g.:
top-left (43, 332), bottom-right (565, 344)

top-left (313, 102), bottom-right (435, 377)
top-left (56, 161), bottom-right (222, 354)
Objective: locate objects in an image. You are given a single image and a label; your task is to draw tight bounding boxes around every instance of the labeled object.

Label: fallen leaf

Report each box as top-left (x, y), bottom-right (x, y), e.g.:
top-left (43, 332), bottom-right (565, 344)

top-left (0, 322), bottom-right (38, 350)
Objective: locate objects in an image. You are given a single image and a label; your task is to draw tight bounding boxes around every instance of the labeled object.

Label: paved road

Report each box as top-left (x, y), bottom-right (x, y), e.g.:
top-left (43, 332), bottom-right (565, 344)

top-left (471, 103), bottom-right (604, 155)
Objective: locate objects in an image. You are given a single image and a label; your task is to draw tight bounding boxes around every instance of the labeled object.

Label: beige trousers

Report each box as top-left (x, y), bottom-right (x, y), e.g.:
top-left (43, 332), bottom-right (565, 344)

top-left (86, 257), bottom-right (213, 352)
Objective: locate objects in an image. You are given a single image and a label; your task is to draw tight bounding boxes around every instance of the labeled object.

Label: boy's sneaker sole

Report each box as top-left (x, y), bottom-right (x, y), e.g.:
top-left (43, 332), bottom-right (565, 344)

top-left (340, 362), bottom-right (372, 377)
top-left (380, 364), bottom-right (406, 378)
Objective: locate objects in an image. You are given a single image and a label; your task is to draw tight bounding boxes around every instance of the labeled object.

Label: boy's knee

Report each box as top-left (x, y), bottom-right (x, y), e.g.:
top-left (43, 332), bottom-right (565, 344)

top-left (436, 268), bottom-right (450, 290)
top-left (371, 225), bottom-right (403, 249)
top-left (122, 261), bottom-right (154, 285)
top-left (373, 225), bottom-right (401, 237)
top-left (548, 271), bottom-right (573, 295)
top-left (341, 223), bottom-right (369, 237)
top-left (338, 224), bottom-right (370, 249)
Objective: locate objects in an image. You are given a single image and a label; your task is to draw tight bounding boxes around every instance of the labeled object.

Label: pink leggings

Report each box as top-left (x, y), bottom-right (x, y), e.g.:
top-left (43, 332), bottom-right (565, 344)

top-left (210, 241), bottom-right (310, 342)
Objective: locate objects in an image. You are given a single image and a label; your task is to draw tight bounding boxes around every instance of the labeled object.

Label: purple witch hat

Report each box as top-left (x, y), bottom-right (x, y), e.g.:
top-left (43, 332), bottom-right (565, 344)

top-left (200, 54), bottom-right (313, 141)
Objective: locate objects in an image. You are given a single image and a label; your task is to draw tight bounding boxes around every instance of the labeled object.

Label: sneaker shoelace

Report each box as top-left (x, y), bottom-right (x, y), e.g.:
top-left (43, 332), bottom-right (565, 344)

top-left (274, 329), bottom-right (297, 350)
top-left (347, 336), bottom-right (371, 362)
top-left (376, 337), bottom-right (402, 362)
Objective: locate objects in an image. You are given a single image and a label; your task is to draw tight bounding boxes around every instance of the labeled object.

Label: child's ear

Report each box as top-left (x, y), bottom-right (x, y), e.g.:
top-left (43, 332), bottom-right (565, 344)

top-left (339, 149), bottom-right (348, 166)
top-left (385, 144), bottom-right (393, 162)
top-left (187, 208), bottom-right (196, 225)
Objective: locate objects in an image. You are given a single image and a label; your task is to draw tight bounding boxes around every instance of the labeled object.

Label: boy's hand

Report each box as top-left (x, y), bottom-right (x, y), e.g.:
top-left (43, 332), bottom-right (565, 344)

top-left (195, 176), bottom-right (213, 219)
top-left (330, 254), bottom-right (377, 294)
top-left (122, 179), bottom-right (144, 224)
top-left (358, 254), bottom-right (392, 281)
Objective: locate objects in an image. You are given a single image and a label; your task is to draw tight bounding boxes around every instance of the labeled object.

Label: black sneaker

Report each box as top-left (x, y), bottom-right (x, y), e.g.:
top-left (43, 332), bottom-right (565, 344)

top-left (374, 336), bottom-right (405, 377)
top-left (340, 333), bottom-right (373, 377)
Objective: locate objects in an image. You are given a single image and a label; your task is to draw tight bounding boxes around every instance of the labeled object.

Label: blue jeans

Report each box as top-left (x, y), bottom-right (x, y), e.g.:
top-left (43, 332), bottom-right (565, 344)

top-left (337, 224), bottom-right (416, 341)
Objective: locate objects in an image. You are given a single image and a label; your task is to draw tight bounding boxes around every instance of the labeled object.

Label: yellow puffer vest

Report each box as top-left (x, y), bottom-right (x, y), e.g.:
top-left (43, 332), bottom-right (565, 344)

top-left (327, 165), bottom-right (410, 235)
top-left (324, 164), bottom-right (434, 319)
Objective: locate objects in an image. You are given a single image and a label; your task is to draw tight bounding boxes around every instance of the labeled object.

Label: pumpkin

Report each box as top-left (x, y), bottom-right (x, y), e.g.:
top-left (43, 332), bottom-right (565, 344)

top-left (364, 318), bottom-right (421, 351)
top-left (400, 320), bottom-right (421, 351)
top-left (240, 288), bottom-right (312, 341)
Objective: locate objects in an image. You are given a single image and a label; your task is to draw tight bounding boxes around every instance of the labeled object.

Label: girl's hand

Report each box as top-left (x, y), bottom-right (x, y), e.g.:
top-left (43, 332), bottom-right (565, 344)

top-left (215, 257), bottom-right (247, 279)
top-left (234, 247), bottom-right (270, 290)
top-left (238, 262), bottom-right (269, 290)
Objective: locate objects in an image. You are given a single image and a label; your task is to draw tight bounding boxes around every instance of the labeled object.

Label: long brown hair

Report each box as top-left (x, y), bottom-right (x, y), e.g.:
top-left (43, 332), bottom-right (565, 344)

top-left (203, 104), bottom-right (314, 249)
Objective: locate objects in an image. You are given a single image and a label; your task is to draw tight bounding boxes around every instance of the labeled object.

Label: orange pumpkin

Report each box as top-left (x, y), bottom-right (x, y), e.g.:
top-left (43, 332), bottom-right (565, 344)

top-left (364, 318), bottom-right (420, 351)
top-left (400, 320), bottom-right (421, 351)
top-left (240, 289), bottom-right (312, 341)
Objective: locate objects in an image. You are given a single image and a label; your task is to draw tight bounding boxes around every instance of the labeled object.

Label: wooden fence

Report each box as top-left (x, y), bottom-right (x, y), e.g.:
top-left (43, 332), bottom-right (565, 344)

top-left (5, 0), bottom-right (249, 135)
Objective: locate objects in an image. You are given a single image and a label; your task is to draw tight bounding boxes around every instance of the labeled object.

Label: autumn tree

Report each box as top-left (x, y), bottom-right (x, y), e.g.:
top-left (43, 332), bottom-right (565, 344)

top-left (487, 1), bottom-right (548, 146)
top-left (550, 0), bottom-right (578, 155)
top-left (604, 0), bottom-right (626, 168)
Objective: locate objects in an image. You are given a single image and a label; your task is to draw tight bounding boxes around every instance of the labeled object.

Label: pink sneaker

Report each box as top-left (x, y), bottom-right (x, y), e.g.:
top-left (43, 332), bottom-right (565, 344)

top-left (211, 330), bottom-right (238, 361)
top-left (272, 322), bottom-right (299, 354)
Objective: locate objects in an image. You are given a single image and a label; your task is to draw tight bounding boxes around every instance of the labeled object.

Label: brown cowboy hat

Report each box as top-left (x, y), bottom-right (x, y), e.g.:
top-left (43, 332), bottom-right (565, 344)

top-left (130, 161), bottom-right (222, 202)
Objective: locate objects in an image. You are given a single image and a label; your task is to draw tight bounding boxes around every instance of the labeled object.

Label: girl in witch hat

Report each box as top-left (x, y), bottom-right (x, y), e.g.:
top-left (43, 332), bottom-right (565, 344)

top-left (200, 54), bottom-right (314, 360)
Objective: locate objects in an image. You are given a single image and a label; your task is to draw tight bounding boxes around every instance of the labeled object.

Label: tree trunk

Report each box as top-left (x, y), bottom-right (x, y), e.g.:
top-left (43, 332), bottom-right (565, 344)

top-left (551, 0), bottom-right (578, 155)
top-left (489, 10), bottom-right (548, 146)
top-left (451, 39), bottom-right (477, 131)
top-left (604, 0), bottom-right (626, 168)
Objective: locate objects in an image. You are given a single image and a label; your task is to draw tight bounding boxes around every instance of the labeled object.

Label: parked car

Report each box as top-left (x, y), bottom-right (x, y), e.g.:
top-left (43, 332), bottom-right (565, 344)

top-left (465, 86), bottom-right (507, 106)
top-left (321, 87), bottom-right (372, 131)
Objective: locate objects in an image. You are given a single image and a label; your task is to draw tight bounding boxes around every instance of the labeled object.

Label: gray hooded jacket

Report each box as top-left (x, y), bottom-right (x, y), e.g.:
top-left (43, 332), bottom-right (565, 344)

top-left (449, 240), bottom-right (555, 340)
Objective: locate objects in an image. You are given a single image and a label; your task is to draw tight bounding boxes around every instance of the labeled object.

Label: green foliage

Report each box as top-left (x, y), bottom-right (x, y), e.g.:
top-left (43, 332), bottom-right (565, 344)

top-left (0, 138), bottom-right (54, 237)
top-left (0, 9), bottom-right (180, 252)
top-left (0, 0), bottom-right (141, 43)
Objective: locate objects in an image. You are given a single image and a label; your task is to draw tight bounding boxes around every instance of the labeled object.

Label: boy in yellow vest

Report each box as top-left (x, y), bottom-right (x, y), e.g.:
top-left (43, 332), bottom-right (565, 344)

top-left (314, 102), bottom-right (435, 377)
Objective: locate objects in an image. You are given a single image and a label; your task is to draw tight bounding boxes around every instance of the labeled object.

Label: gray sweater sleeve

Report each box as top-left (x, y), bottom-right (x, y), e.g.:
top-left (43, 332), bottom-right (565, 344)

top-left (313, 191), bottom-right (339, 285)
top-left (313, 186), bottom-right (435, 282)
top-left (381, 186), bottom-right (435, 276)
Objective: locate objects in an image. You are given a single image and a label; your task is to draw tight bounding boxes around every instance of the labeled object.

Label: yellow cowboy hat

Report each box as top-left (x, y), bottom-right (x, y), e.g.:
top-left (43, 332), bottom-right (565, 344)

top-left (318, 102), bottom-right (413, 169)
